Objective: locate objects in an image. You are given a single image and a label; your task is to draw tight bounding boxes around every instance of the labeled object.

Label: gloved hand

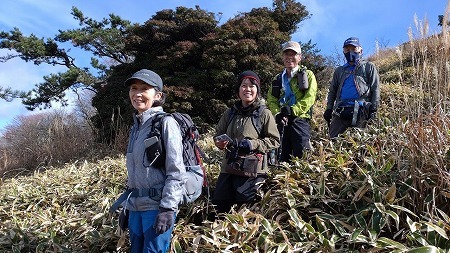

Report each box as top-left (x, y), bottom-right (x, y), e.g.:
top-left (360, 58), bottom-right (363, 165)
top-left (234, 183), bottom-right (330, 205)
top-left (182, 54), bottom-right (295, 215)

top-left (226, 139), bottom-right (239, 162)
top-left (368, 109), bottom-right (377, 120)
top-left (275, 113), bottom-right (289, 126)
top-left (280, 106), bottom-right (292, 116)
top-left (119, 209), bottom-right (129, 231)
top-left (323, 109), bottom-right (333, 123)
top-left (238, 139), bottom-right (252, 156)
top-left (154, 208), bottom-right (174, 234)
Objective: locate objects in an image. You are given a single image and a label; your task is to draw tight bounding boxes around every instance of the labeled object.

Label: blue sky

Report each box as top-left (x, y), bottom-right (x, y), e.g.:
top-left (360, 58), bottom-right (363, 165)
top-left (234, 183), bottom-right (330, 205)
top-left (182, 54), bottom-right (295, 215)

top-left (0, 0), bottom-right (448, 132)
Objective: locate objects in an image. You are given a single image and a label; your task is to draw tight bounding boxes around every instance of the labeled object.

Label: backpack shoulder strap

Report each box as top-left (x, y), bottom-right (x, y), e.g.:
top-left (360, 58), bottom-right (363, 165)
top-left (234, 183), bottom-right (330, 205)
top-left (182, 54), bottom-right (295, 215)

top-left (226, 106), bottom-right (265, 137)
top-left (250, 105), bottom-right (265, 137)
top-left (271, 73), bottom-right (282, 99)
top-left (297, 66), bottom-right (309, 91)
top-left (149, 112), bottom-right (169, 138)
top-left (226, 107), bottom-right (237, 129)
top-left (358, 61), bottom-right (372, 98)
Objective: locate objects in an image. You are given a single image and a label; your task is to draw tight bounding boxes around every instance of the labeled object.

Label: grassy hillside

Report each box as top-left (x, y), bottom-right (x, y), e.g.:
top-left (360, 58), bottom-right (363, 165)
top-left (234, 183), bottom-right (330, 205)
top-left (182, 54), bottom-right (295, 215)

top-left (1, 30), bottom-right (449, 252)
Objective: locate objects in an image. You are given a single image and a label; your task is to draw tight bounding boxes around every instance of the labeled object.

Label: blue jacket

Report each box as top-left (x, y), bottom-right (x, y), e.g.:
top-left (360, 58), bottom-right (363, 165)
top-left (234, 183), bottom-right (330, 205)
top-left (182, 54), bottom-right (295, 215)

top-left (326, 60), bottom-right (380, 111)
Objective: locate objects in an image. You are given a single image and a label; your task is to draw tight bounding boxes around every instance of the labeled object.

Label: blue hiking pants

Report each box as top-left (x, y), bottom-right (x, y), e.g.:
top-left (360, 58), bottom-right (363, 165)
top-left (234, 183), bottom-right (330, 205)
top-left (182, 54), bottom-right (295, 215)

top-left (128, 210), bottom-right (175, 253)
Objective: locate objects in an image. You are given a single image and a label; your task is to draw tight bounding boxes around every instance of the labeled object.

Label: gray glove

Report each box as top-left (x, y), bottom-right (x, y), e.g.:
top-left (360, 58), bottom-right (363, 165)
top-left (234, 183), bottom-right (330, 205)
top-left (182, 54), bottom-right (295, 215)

top-left (154, 208), bottom-right (174, 234)
top-left (119, 209), bottom-right (129, 231)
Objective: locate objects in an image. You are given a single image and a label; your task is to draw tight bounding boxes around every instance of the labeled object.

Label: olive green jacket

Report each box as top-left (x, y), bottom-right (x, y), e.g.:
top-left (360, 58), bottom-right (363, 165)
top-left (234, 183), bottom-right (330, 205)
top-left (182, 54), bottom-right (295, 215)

top-left (214, 100), bottom-right (280, 174)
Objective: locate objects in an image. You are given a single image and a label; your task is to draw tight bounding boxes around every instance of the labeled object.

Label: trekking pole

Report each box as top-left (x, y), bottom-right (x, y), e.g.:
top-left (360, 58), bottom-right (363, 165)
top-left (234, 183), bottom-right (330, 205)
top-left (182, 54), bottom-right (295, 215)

top-left (277, 123), bottom-right (285, 163)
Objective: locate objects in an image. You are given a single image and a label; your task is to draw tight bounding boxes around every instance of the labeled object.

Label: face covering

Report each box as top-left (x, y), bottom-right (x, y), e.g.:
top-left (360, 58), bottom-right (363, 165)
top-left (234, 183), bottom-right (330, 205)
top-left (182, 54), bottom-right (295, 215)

top-left (344, 51), bottom-right (361, 64)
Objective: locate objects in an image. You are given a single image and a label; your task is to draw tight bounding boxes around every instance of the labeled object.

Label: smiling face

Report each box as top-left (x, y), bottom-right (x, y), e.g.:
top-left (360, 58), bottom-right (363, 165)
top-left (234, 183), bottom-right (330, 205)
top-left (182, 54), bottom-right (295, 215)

top-left (128, 79), bottom-right (162, 113)
top-left (238, 78), bottom-right (259, 107)
top-left (282, 49), bottom-right (301, 72)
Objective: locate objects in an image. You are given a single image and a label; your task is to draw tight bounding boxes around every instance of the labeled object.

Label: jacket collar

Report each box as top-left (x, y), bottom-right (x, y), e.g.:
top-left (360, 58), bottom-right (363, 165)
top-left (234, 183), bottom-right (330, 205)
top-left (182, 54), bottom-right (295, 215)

top-left (232, 100), bottom-right (264, 115)
top-left (134, 106), bottom-right (164, 125)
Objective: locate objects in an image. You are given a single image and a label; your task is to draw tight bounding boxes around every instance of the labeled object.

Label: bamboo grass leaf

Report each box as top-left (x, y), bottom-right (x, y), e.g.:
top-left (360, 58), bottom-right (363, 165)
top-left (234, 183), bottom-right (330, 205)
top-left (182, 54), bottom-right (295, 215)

top-left (424, 222), bottom-right (449, 239)
top-left (389, 204), bottom-right (419, 218)
top-left (385, 183), bottom-right (397, 204)
top-left (319, 172), bottom-right (326, 196)
top-left (286, 191), bottom-right (296, 208)
top-left (407, 216), bottom-right (418, 233)
top-left (375, 237), bottom-right (408, 250)
top-left (287, 209), bottom-right (304, 230)
top-left (385, 210), bottom-right (400, 229)
top-left (350, 228), bottom-right (363, 240)
top-left (261, 218), bottom-right (274, 235)
top-left (406, 246), bottom-right (440, 253)
top-left (276, 243), bottom-right (288, 253)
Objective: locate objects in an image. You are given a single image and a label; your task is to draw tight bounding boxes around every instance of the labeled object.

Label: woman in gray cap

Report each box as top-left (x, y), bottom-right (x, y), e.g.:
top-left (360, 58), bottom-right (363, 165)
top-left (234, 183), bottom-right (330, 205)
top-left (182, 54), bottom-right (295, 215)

top-left (123, 69), bottom-right (185, 252)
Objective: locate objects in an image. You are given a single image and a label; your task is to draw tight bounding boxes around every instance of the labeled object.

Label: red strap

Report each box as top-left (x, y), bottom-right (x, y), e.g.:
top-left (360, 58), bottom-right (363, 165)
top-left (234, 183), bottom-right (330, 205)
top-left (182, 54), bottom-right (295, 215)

top-left (194, 146), bottom-right (208, 186)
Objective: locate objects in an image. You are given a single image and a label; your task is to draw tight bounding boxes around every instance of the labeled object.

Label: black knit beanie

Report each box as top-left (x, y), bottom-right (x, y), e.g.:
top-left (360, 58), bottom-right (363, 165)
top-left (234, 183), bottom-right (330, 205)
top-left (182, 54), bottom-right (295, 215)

top-left (235, 70), bottom-right (261, 94)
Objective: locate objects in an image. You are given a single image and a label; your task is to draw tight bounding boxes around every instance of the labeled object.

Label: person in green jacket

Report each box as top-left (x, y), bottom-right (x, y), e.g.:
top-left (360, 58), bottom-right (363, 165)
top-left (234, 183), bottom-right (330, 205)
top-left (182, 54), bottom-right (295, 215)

top-left (267, 41), bottom-right (318, 162)
top-left (210, 70), bottom-right (280, 219)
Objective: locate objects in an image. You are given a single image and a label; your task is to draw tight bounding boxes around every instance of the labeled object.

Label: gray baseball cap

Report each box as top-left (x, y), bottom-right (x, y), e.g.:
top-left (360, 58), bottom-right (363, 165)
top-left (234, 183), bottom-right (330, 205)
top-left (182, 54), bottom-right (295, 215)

top-left (124, 69), bottom-right (163, 91)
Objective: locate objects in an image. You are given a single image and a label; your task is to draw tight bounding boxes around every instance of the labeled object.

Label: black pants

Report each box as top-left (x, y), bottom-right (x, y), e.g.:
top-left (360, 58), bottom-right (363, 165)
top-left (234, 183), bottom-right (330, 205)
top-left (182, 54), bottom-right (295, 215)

top-left (329, 109), bottom-right (369, 138)
top-left (278, 117), bottom-right (311, 162)
top-left (210, 173), bottom-right (266, 217)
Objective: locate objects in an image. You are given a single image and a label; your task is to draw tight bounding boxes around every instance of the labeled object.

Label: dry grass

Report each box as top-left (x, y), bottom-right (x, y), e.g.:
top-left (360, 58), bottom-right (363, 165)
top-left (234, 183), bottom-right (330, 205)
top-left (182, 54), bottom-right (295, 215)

top-left (0, 157), bottom-right (127, 253)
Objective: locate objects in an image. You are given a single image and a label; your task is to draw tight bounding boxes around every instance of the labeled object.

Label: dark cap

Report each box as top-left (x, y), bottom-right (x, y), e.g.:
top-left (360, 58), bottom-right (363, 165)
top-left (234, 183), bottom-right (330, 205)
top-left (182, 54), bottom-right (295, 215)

top-left (282, 41), bottom-right (301, 54)
top-left (124, 69), bottom-right (163, 91)
top-left (343, 37), bottom-right (361, 47)
top-left (235, 70), bottom-right (261, 94)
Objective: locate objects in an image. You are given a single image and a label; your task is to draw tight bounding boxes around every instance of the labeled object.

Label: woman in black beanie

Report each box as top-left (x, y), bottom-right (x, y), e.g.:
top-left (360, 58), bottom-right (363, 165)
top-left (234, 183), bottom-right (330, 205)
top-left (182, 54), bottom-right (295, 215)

top-left (210, 70), bottom-right (280, 220)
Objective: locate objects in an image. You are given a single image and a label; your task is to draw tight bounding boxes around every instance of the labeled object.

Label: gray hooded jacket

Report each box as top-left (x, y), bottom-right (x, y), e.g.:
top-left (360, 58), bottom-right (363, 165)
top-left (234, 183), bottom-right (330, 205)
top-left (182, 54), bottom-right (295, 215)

top-left (125, 106), bottom-right (185, 212)
top-left (326, 60), bottom-right (380, 111)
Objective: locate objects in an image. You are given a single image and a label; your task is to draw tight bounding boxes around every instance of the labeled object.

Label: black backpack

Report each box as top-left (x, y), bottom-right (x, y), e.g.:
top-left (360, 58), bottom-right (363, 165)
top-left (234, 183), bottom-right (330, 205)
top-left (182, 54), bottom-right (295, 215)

top-left (146, 112), bottom-right (207, 204)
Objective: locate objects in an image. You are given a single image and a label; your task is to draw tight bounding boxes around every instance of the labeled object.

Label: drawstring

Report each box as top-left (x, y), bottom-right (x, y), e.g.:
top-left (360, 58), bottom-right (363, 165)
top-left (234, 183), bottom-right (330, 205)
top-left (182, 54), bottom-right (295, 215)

top-left (123, 191), bottom-right (133, 214)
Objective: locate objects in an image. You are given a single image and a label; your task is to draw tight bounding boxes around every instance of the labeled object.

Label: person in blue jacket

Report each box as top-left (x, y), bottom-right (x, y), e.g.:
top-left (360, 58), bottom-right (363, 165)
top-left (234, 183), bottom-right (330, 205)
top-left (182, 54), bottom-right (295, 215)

top-left (323, 37), bottom-right (380, 138)
top-left (124, 69), bottom-right (185, 252)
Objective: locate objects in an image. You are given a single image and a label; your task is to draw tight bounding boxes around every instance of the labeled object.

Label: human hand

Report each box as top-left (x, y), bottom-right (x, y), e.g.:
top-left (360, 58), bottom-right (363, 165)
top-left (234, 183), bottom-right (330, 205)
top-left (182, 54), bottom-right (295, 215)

top-left (238, 139), bottom-right (252, 156)
top-left (119, 209), bottom-right (129, 231)
top-left (214, 140), bottom-right (229, 150)
top-left (280, 106), bottom-right (292, 116)
top-left (154, 208), bottom-right (174, 234)
top-left (275, 113), bottom-right (289, 126)
top-left (214, 134), bottom-right (231, 150)
top-left (323, 109), bottom-right (333, 123)
top-left (368, 109), bottom-right (377, 120)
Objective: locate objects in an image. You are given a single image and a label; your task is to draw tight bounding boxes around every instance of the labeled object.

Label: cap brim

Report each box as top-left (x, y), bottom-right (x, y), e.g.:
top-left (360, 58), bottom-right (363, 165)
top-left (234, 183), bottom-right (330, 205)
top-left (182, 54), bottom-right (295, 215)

top-left (283, 47), bottom-right (300, 53)
top-left (343, 43), bottom-right (360, 47)
top-left (124, 77), bottom-right (158, 88)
